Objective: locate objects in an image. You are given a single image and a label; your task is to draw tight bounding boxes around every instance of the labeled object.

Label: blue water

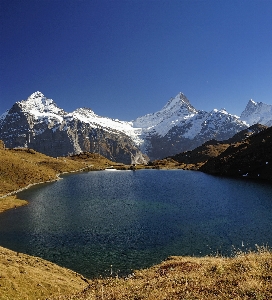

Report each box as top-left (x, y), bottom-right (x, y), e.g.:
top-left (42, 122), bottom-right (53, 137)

top-left (0, 169), bottom-right (272, 278)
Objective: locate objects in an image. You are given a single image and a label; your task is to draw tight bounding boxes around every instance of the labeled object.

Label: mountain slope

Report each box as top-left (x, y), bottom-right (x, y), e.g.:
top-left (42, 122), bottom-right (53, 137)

top-left (153, 123), bottom-right (272, 182)
top-left (200, 125), bottom-right (272, 180)
top-left (1, 91), bottom-right (270, 162)
top-left (168, 124), bottom-right (267, 169)
top-left (141, 107), bottom-right (247, 160)
top-left (0, 92), bottom-right (147, 164)
top-left (133, 93), bottom-right (197, 135)
top-left (240, 99), bottom-right (272, 126)
top-left (132, 93), bottom-right (248, 160)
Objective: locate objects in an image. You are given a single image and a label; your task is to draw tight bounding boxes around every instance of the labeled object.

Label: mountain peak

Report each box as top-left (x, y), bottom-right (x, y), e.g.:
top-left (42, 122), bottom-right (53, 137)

top-left (178, 92), bottom-right (190, 104)
top-left (162, 92), bottom-right (196, 113)
top-left (30, 91), bottom-right (45, 98)
top-left (241, 99), bottom-right (272, 126)
top-left (132, 93), bottom-right (198, 136)
top-left (26, 91), bottom-right (53, 106)
top-left (18, 92), bottom-right (66, 117)
top-left (72, 107), bottom-right (97, 120)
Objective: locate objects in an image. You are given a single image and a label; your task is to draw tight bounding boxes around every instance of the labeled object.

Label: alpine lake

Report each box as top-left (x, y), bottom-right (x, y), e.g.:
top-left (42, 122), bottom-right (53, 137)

top-left (0, 169), bottom-right (272, 278)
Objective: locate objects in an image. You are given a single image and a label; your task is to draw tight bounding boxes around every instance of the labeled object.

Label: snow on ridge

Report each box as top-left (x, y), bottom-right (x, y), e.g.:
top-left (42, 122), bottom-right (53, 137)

top-left (16, 91), bottom-right (247, 143)
top-left (131, 95), bottom-right (244, 138)
top-left (18, 91), bottom-right (66, 121)
top-left (71, 107), bottom-right (144, 145)
top-left (132, 93), bottom-right (197, 130)
top-left (0, 110), bottom-right (8, 122)
top-left (161, 92), bottom-right (195, 112)
top-left (2, 91), bottom-right (258, 149)
top-left (148, 112), bottom-right (197, 137)
top-left (183, 113), bottom-right (207, 139)
top-left (241, 99), bottom-right (272, 126)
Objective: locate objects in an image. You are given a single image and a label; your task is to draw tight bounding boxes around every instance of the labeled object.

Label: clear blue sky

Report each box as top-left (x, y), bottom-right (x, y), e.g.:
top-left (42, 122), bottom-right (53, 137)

top-left (1, 0), bottom-right (272, 120)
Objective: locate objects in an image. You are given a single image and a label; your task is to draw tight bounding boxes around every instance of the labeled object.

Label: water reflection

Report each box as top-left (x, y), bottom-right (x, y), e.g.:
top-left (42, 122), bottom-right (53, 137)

top-left (0, 170), bottom-right (272, 278)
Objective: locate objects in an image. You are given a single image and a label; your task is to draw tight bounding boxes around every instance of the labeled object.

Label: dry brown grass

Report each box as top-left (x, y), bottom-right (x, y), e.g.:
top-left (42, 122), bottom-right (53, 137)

top-left (49, 247), bottom-right (272, 300)
top-left (0, 147), bottom-right (122, 213)
top-left (67, 152), bottom-right (123, 170)
top-left (0, 196), bottom-right (28, 213)
top-left (0, 246), bottom-right (89, 300)
top-left (0, 147), bottom-right (86, 197)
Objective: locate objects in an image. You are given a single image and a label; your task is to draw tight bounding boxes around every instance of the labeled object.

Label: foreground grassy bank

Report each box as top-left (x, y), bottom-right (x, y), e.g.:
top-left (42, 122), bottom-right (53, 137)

top-left (1, 246), bottom-right (271, 300)
top-left (0, 246), bottom-right (89, 300)
top-left (70, 247), bottom-right (272, 300)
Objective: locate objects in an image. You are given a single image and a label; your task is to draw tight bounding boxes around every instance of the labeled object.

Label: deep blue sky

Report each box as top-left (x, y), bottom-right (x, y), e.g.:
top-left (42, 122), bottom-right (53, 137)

top-left (1, 0), bottom-right (272, 120)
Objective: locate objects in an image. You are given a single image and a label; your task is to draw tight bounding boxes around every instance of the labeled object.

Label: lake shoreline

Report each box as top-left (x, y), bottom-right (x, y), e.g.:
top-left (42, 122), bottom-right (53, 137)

top-left (1, 161), bottom-right (270, 214)
top-left (1, 166), bottom-right (272, 299)
top-left (0, 165), bottom-right (95, 213)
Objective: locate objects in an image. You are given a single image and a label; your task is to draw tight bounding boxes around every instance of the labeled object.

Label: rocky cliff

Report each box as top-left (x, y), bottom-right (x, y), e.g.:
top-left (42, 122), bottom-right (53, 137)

top-left (0, 92), bottom-right (147, 164)
top-left (1, 91), bottom-right (271, 163)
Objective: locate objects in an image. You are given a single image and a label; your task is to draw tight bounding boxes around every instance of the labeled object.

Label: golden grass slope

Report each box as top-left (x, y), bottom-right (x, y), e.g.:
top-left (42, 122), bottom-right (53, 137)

top-left (50, 247), bottom-right (272, 300)
top-left (0, 196), bottom-right (28, 213)
top-left (0, 246), bottom-right (89, 300)
top-left (0, 146), bottom-right (120, 213)
top-left (0, 147), bottom-right (85, 197)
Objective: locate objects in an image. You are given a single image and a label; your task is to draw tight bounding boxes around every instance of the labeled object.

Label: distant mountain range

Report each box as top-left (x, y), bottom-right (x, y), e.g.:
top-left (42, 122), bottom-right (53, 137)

top-left (0, 91), bottom-right (272, 163)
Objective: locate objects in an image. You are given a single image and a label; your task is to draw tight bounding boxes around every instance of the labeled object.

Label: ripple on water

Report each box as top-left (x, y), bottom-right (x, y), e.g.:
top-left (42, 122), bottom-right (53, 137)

top-left (0, 170), bottom-right (272, 278)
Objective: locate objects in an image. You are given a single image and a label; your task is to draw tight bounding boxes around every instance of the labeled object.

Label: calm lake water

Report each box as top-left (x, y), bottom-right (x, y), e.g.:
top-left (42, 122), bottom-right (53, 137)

top-left (0, 169), bottom-right (272, 278)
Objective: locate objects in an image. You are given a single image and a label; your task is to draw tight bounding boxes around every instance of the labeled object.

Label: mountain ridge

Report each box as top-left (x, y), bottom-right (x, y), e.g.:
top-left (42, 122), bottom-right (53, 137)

top-left (1, 91), bottom-right (272, 162)
top-left (240, 98), bottom-right (272, 126)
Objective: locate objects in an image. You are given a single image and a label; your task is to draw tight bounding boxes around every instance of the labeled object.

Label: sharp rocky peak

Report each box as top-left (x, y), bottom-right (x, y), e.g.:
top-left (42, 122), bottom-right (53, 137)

top-left (241, 98), bottom-right (272, 126)
top-left (162, 92), bottom-right (197, 113)
top-left (18, 91), bottom-right (66, 116)
top-left (242, 99), bottom-right (257, 111)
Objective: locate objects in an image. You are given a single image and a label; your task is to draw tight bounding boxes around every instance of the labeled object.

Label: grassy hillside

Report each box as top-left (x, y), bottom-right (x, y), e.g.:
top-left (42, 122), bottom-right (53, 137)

top-left (1, 245), bottom-right (271, 300)
top-left (154, 124), bottom-right (272, 182)
top-left (200, 125), bottom-right (272, 180)
top-left (48, 247), bottom-right (272, 300)
top-left (0, 145), bottom-right (127, 213)
top-left (0, 147), bottom-right (85, 197)
top-left (0, 246), bottom-right (89, 300)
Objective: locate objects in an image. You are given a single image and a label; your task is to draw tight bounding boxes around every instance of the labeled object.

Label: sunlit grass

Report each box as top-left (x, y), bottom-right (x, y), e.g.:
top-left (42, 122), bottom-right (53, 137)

top-left (53, 246), bottom-right (272, 300)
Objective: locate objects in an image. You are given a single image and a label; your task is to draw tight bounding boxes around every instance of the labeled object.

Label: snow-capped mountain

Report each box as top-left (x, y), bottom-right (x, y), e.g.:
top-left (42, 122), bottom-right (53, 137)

top-left (240, 99), bottom-right (272, 126)
top-left (132, 93), bottom-right (247, 159)
top-left (1, 91), bottom-right (269, 163)
top-left (19, 91), bottom-right (66, 117)
top-left (0, 92), bottom-right (147, 164)
top-left (133, 93), bottom-right (197, 134)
